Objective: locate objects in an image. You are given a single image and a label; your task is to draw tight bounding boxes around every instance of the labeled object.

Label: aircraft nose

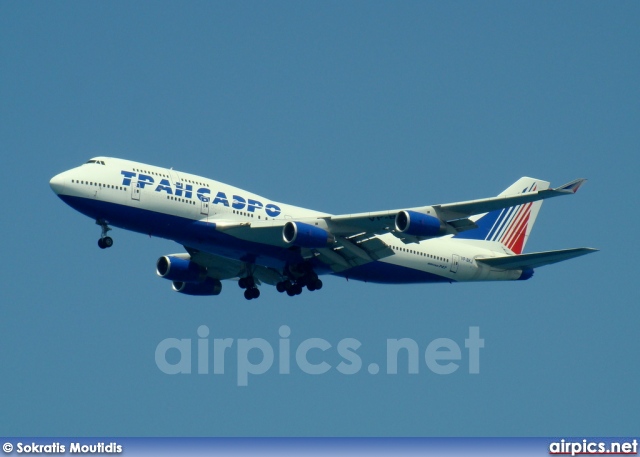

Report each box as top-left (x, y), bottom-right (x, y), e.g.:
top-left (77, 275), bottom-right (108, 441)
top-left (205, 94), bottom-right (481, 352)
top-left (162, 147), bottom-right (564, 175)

top-left (49, 172), bottom-right (66, 194)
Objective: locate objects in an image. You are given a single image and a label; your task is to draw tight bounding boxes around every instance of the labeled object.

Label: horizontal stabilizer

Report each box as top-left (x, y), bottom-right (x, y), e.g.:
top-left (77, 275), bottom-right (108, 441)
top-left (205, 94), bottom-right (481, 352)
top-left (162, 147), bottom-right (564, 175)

top-left (476, 247), bottom-right (598, 270)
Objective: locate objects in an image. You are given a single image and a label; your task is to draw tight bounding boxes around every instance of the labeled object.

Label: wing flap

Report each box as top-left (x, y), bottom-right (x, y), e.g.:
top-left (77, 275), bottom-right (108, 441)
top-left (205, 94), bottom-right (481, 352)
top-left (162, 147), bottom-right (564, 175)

top-left (185, 247), bottom-right (247, 279)
top-left (325, 212), bottom-right (397, 236)
top-left (448, 218), bottom-right (478, 232)
top-left (314, 234), bottom-right (394, 272)
top-left (185, 247), bottom-right (285, 286)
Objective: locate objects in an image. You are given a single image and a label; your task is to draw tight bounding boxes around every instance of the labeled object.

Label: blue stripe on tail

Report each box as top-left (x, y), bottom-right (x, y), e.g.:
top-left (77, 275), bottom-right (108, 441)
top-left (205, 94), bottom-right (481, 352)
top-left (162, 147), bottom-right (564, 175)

top-left (454, 209), bottom-right (504, 241)
top-left (454, 184), bottom-right (534, 241)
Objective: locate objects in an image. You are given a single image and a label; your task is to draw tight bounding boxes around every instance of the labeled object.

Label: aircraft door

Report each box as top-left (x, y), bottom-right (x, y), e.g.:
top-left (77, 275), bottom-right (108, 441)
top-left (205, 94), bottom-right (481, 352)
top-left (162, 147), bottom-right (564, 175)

top-left (450, 254), bottom-right (459, 273)
top-left (131, 180), bottom-right (141, 201)
top-left (200, 196), bottom-right (210, 215)
top-left (169, 169), bottom-right (181, 186)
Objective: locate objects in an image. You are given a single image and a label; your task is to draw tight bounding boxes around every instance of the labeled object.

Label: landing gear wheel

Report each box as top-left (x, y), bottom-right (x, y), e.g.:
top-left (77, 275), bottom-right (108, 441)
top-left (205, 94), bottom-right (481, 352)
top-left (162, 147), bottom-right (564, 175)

top-left (276, 281), bottom-right (287, 293)
top-left (98, 236), bottom-right (113, 249)
top-left (96, 219), bottom-right (113, 249)
top-left (244, 287), bottom-right (261, 300)
top-left (239, 277), bottom-right (255, 290)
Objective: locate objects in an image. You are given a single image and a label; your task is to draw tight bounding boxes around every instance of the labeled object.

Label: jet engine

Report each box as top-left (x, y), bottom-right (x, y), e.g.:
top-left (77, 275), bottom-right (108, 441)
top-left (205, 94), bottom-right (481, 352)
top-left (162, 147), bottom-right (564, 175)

top-left (156, 255), bottom-right (206, 283)
top-left (395, 210), bottom-right (445, 237)
top-left (172, 278), bottom-right (223, 296)
top-left (283, 221), bottom-right (335, 248)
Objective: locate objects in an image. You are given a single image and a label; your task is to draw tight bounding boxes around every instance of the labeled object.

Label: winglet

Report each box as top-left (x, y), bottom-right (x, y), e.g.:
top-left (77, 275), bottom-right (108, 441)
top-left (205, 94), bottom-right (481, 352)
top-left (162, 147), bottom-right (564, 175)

top-left (555, 178), bottom-right (587, 194)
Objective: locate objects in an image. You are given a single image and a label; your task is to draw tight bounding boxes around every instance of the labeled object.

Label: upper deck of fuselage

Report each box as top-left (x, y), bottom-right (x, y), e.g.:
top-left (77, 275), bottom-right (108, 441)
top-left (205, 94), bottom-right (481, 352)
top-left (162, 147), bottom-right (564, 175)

top-left (50, 157), bottom-right (329, 221)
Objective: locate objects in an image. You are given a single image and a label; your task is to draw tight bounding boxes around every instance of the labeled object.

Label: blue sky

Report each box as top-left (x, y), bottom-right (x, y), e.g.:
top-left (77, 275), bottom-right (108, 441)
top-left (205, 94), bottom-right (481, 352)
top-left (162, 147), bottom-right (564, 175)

top-left (1, 2), bottom-right (638, 436)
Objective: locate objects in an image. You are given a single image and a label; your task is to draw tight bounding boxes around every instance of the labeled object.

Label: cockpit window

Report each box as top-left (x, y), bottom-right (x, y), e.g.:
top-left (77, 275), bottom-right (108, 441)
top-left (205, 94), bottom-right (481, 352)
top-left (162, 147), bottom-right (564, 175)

top-left (85, 160), bottom-right (97, 164)
top-left (84, 159), bottom-right (106, 165)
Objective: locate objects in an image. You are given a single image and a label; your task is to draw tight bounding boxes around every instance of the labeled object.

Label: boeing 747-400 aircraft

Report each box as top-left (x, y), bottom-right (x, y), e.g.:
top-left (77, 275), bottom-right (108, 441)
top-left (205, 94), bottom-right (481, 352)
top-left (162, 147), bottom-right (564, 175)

top-left (50, 158), bottom-right (596, 299)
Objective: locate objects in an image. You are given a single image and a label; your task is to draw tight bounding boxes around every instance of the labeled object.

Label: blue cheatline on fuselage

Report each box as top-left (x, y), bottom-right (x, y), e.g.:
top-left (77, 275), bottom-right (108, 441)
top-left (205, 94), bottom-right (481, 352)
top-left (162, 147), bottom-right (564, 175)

top-left (57, 194), bottom-right (452, 284)
top-left (57, 195), bottom-right (302, 269)
top-left (51, 161), bottom-right (599, 300)
top-left (331, 262), bottom-right (453, 284)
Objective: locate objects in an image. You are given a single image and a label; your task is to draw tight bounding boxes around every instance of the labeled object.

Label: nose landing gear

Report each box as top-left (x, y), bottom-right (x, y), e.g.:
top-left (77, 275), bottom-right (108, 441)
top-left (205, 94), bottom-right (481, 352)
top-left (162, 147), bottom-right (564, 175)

top-left (96, 219), bottom-right (113, 249)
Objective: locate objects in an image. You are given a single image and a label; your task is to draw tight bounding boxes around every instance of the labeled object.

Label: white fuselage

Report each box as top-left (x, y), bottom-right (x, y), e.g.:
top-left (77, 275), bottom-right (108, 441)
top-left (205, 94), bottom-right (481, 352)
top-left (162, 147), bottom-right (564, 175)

top-left (50, 157), bottom-right (526, 286)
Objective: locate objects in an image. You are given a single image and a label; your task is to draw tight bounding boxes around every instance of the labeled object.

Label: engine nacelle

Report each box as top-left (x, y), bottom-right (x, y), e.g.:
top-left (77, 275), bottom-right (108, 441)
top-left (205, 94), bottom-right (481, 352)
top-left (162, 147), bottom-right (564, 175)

top-left (283, 221), bottom-right (335, 248)
top-left (518, 268), bottom-right (534, 281)
top-left (395, 210), bottom-right (444, 237)
top-left (156, 256), bottom-right (206, 283)
top-left (172, 278), bottom-right (222, 296)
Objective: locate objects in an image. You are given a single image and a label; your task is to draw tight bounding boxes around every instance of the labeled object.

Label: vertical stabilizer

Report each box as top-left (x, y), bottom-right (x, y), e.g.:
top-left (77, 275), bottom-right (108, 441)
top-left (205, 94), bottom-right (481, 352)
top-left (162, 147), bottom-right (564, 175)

top-left (455, 177), bottom-right (550, 254)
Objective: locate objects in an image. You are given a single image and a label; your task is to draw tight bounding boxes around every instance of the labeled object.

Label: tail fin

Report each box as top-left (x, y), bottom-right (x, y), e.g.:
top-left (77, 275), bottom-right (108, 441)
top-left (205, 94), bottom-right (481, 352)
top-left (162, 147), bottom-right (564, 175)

top-left (455, 177), bottom-right (550, 254)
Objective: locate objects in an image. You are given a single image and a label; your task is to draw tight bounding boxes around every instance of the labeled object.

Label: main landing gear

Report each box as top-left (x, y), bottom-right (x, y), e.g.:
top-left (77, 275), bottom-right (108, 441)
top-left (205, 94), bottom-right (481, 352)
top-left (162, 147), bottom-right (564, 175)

top-left (96, 219), bottom-right (113, 249)
top-left (275, 272), bottom-right (323, 297)
top-left (238, 276), bottom-right (260, 300)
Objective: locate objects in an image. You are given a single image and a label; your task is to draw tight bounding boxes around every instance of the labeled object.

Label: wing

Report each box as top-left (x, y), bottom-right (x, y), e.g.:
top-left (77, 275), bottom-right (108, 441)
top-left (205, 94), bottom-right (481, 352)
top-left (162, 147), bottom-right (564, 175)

top-left (207, 177), bottom-right (587, 272)
top-left (325, 178), bottom-right (586, 239)
top-left (476, 247), bottom-right (598, 270)
top-left (432, 178), bottom-right (586, 220)
top-left (213, 220), bottom-right (395, 273)
top-left (185, 246), bottom-right (285, 285)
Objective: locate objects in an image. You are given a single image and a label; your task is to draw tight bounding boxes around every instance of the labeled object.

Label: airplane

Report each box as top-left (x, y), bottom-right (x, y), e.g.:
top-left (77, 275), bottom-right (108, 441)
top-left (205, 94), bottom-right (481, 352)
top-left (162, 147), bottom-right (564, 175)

top-left (49, 157), bottom-right (597, 300)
